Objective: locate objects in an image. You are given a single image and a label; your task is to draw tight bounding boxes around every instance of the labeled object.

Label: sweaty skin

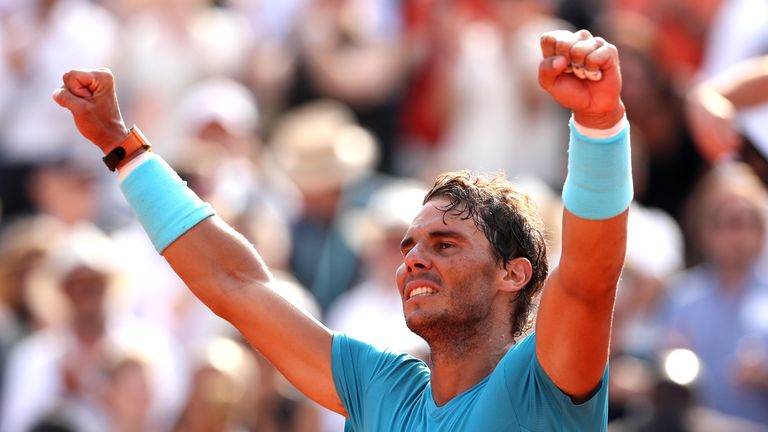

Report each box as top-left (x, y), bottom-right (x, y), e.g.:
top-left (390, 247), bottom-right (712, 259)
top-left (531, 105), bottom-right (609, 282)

top-left (53, 29), bottom-right (627, 414)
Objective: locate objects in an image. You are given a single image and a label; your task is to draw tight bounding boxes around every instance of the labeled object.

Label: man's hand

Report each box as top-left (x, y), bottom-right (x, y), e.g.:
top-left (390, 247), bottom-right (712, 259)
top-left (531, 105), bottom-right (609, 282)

top-left (538, 29), bottom-right (624, 129)
top-left (52, 68), bottom-right (129, 154)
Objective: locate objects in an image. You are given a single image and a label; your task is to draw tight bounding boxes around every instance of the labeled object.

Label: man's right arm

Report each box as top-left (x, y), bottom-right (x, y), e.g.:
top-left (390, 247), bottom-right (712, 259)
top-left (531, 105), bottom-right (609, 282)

top-left (52, 68), bottom-right (347, 416)
top-left (163, 215), bottom-right (346, 415)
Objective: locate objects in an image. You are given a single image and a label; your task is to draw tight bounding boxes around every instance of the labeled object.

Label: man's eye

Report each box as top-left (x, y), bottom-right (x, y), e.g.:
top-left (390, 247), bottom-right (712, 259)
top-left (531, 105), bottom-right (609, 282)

top-left (438, 242), bottom-right (453, 250)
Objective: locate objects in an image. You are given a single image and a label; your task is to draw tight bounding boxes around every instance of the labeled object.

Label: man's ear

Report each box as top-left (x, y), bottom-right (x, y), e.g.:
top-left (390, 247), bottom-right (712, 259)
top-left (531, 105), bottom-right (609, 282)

top-left (500, 257), bottom-right (533, 293)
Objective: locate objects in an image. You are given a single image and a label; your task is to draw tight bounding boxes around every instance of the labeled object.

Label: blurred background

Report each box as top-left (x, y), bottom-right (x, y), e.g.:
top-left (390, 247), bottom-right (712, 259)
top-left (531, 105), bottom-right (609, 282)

top-left (0, 0), bottom-right (767, 430)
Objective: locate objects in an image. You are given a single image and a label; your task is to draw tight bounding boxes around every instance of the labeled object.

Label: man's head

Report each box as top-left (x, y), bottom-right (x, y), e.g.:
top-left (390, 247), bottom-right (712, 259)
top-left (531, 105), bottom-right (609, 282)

top-left (26, 222), bottom-right (127, 330)
top-left (686, 162), bottom-right (767, 272)
top-left (397, 170), bottom-right (549, 341)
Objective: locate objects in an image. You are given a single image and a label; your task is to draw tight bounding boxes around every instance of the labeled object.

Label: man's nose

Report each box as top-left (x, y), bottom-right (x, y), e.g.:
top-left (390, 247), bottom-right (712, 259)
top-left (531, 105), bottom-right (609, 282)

top-left (404, 244), bottom-right (431, 273)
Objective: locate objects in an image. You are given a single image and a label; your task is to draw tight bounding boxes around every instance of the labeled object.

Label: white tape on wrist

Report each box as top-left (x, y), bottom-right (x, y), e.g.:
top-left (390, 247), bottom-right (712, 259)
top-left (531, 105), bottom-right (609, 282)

top-left (117, 151), bottom-right (155, 181)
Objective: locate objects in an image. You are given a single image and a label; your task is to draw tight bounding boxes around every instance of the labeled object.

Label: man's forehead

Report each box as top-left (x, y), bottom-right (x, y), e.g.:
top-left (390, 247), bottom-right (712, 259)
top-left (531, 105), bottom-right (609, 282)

top-left (408, 198), bottom-right (477, 233)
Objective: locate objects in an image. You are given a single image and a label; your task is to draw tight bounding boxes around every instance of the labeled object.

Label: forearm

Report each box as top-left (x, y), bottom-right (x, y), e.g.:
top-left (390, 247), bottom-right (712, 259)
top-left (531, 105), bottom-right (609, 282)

top-left (559, 114), bottom-right (631, 293)
top-left (712, 56), bottom-right (768, 109)
top-left (119, 152), bottom-right (342, 413)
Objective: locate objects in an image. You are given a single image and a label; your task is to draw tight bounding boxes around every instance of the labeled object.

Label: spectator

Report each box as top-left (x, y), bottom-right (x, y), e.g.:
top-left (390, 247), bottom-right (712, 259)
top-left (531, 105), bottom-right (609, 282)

top-left (431, 0), bottom-right (572, 189)
top-left (0, 223), bottom-right (184, 432)
top-left (114, 0), bottom-right (254, 163)
top-left (270, 99), bottom-right (386, 312)
top-left (102, 355), bottom-right (155, 432)
top-left (25, 155), bottom-right (104, 226)
top-left (224, 0), bottom-right (307, 129)
top-left (664, 162), bottom-right (768, 425)
top-left (289, 0), bottom-right (409, 173)
top-left (172, 337), bottom-right (257, 432)
top-left (0, 215), bottom-right (67, 405)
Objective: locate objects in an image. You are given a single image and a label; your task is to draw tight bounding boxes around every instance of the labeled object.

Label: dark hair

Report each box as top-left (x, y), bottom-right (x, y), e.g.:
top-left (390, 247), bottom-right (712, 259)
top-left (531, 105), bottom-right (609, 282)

top-left (423, 170), bottom-right (549, 339)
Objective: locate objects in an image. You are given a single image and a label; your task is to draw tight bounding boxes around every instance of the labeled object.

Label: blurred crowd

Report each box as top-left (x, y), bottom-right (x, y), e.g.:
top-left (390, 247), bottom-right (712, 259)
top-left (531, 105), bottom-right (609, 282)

top-left (0, 0), bottom-right (767, 431)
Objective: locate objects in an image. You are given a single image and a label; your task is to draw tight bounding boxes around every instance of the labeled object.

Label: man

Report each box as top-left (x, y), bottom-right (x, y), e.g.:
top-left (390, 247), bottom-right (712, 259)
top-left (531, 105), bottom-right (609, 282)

top-left (665, 162), bottom-right (768, 426)
top-left (1, 223), bottom-right (181, 432)
top-left (53, 29), bottom-right (631, 430)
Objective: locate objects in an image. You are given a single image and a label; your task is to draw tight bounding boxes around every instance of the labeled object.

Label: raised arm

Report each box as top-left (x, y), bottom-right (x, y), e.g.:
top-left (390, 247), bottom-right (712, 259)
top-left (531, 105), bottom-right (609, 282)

top-left (52, 69), bottom-right (347, 416)
top-left (686, 55), bottom-right (768, 163)
top-left (533, 30), bottom-right (630, 401)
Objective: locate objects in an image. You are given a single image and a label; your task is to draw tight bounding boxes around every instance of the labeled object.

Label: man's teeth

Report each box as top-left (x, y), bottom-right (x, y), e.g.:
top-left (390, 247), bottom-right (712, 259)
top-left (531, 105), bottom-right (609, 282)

top-left (409, 287), bottom-right (436, 299)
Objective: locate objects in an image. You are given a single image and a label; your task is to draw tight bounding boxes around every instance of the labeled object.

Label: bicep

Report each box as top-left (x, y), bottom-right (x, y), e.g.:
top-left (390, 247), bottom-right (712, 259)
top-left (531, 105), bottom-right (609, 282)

top-left (162, 216), bottom-right (347, 415)
top-left (535, 209), bottom-right (627, 401)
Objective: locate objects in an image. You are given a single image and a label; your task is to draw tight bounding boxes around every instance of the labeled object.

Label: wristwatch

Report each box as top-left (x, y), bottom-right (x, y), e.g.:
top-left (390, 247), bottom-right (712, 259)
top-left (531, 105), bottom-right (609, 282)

top-left (102, 125), bottom-right (152, 171)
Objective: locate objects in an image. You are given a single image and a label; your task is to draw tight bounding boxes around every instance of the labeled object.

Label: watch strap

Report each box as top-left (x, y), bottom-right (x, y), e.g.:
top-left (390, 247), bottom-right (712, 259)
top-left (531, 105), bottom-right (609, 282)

top-left (102, 126), bottom-right (152, 171)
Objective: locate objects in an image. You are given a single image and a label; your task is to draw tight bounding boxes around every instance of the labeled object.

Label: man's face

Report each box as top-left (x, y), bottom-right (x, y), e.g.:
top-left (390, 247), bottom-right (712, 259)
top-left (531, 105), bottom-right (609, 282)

top-left (62, 266), bottom-right (108, 321)
top-left (395, 198), bottom-right (502, 341)
top-left (702, 195), bottom-right (765, 270)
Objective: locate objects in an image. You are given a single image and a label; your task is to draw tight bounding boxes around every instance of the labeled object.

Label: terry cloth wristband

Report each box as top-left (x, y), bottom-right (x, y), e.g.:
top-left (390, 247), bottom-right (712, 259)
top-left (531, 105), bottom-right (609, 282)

top-left (562, 116), bottom-right (632, 220)
top-left (119, 154), bottom-right (215, 253)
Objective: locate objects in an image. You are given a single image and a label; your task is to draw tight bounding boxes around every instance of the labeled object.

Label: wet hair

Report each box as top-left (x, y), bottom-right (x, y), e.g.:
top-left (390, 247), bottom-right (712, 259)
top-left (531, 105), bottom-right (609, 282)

top-left (423, 170), bottom-right (549, 339)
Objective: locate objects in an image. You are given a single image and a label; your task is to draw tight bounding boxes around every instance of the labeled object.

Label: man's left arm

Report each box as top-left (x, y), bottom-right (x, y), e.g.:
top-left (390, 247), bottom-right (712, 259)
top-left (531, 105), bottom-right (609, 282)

top-left (534, 30), bottom-right (631, 401)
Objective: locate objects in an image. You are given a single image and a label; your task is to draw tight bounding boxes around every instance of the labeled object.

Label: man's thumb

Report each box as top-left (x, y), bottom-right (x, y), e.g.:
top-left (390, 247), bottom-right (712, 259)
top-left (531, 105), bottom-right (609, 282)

top-left (538, 56), bottom-right (568, 90)
top-left (52, 86), bottom-right (82, 110)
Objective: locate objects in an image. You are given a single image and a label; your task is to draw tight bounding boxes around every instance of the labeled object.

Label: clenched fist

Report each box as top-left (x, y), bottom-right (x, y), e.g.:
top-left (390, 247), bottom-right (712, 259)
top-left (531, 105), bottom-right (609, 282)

top-left (538, 29), bottom-right (624, 129)
top-left (53, 68), bottom-right (129, 154)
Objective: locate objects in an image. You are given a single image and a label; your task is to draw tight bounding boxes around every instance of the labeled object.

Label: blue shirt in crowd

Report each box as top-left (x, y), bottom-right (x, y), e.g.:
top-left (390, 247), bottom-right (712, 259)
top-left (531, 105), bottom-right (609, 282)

top-left (666, 264), bottom-right (768, 425)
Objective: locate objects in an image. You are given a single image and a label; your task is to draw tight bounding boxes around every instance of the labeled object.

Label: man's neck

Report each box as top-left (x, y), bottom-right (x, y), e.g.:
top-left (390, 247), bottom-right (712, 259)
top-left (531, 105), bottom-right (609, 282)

top-left (73, 316), bottom-right (105, 346)
top-left (718, 266), bottom-right (751, 294)
top-left (427, 327), bottom-right (515, 406)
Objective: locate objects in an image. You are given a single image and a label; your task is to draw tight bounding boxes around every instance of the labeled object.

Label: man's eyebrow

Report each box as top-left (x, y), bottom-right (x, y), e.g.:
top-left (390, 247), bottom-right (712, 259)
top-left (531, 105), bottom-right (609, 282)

top-left (429, 230), bottom-right (466, 241)
top-left (400, 230), bottom-right (467, 252)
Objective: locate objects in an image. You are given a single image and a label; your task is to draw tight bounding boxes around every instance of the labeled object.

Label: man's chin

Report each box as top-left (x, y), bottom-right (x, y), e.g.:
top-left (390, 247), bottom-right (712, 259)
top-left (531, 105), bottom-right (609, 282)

top-left (405, 312), bottom-right (448, 342)
top-left (405, 313), bottom-right (432, 338)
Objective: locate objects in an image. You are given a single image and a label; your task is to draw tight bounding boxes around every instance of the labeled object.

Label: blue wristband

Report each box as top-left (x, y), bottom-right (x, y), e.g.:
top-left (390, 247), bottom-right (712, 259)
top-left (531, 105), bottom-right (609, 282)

top-left (120, 155), bottom-right (215, 253)
top-left (562, 120), bottom-right (633, 220)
